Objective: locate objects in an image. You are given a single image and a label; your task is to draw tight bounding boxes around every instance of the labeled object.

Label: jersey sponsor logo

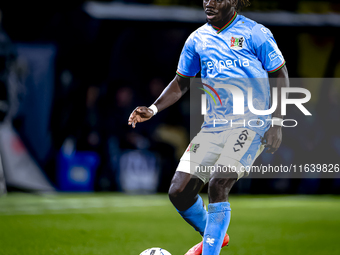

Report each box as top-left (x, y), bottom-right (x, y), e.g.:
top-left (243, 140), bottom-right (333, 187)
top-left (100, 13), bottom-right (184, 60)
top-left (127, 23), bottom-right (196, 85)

top-left (268, 50), bottom-right (283, 62)
top-left (206, 58), bottom-right (250, 72)
top-left (230, 36), bottom-right (244, 50)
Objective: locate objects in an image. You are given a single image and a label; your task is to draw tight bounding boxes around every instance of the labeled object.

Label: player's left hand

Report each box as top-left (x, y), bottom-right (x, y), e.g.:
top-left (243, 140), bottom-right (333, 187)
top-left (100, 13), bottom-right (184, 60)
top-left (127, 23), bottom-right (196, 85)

top-left (262, 126), bottom-right (282, 154)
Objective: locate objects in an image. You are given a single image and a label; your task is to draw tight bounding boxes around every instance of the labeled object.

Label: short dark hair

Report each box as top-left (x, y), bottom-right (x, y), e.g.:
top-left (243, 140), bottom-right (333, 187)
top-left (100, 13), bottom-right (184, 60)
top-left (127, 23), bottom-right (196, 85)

top-left (236, 0), bottom-right (251, 11)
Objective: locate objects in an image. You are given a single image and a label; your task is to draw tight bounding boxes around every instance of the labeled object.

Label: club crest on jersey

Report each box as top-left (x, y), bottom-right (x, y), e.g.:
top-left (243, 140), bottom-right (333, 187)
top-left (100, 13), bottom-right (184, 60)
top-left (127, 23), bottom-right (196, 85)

top-left (230, 36), bottom-right (244, 50)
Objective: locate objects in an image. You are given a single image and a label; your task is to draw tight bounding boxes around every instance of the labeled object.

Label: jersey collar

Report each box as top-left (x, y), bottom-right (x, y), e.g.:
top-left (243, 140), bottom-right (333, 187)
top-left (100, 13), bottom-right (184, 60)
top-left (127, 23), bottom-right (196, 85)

top-left (211, 12), bottom-right (238, 34)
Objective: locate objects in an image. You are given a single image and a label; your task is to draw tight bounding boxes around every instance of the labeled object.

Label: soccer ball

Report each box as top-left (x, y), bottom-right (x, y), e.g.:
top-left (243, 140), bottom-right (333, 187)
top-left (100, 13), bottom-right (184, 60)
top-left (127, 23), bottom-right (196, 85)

top-left (139, 247), bottom-right (171, 255)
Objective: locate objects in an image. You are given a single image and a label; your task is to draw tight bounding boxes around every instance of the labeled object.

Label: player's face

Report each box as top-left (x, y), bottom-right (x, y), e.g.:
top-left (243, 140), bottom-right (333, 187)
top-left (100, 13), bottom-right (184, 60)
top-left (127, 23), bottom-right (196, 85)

top-left (203, 0), bottom-right (235, 25)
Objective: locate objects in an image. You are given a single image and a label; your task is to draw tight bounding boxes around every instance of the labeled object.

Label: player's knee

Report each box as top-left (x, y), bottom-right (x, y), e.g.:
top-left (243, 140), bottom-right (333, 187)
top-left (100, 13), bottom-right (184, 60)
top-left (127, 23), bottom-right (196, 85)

top-left (168, 184), bottom-right (185, 202)
top-left (208, 177), bottom-right (237, 202)
top-left (209, 177), bottom-right (231, 193)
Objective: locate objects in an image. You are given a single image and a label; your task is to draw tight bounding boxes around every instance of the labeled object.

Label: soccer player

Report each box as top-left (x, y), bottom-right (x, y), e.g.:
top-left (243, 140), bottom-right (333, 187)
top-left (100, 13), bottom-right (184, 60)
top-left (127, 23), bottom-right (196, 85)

top-left (128, 0), bottom-right (289, 254)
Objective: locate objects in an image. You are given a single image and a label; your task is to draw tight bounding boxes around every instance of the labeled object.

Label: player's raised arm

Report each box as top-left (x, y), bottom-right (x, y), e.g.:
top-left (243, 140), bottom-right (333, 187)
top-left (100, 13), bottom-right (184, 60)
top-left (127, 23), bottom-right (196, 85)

top-left (264, 65), bottom-right (289, 153)
top-left (128, 74), bottom-right (190, 128)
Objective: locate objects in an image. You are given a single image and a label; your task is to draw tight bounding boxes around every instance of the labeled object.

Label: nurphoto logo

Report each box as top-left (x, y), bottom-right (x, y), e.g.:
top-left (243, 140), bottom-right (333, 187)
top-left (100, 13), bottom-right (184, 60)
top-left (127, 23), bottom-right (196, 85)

top-left (200, 83), bottom-right (312, 128)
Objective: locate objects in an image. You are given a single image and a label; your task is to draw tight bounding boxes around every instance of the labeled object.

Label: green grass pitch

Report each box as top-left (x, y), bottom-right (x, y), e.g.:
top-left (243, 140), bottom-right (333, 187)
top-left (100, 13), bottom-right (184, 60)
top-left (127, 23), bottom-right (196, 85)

top-left (0, 193), bottom-right (339, 255)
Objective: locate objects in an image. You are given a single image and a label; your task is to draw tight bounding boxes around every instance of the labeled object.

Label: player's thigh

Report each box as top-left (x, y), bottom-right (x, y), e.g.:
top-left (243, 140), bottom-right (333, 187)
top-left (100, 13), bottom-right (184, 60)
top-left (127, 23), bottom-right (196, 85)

top-left (216, 128), bottom-right (264, 180)
top-left (176, 131), bottom-right (223, 184)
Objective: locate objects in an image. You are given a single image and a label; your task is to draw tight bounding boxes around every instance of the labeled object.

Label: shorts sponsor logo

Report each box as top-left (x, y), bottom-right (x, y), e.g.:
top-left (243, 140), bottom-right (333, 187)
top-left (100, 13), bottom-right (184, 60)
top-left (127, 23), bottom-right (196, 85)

top-left (230, 36), bottom-right (244, 50)
top-left (186, 143), bottom-right (200, 153)
top-left (233, 130), bottom-right (248, 152)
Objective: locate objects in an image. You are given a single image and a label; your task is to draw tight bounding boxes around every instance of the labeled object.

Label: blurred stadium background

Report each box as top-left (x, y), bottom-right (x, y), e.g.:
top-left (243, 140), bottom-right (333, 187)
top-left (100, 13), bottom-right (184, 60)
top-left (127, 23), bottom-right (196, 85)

top-left (0, 0), bottom-right (339, 254)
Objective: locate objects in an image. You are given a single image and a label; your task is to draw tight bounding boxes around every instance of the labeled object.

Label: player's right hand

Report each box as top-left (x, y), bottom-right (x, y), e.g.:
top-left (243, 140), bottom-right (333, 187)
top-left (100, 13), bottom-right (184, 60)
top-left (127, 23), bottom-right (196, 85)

top-left (128, 106), bottom-right (154, 128)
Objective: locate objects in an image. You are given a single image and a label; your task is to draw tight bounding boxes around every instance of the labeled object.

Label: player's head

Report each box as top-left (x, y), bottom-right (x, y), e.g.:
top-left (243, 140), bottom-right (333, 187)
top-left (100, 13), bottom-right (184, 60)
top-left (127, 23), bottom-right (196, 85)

top-left (203, 0), bottom-right (250, 25)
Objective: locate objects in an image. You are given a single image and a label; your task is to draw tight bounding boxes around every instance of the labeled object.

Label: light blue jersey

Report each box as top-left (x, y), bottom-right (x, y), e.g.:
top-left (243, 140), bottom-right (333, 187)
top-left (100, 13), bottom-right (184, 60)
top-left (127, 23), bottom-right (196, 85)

top-left (176, 13), bottom-right (285, 136)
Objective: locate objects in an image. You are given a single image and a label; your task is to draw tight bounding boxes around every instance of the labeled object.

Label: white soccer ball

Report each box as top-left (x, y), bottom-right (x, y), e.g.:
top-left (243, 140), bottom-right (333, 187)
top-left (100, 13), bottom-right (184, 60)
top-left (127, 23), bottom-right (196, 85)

top-left (139, 247), bottom-right (171, 255)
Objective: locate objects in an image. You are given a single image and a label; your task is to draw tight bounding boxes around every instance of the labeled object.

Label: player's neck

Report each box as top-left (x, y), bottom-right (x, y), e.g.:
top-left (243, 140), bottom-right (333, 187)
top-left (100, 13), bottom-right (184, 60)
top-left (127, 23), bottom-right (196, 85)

top-left (210, 11), bottom-right (237, 29)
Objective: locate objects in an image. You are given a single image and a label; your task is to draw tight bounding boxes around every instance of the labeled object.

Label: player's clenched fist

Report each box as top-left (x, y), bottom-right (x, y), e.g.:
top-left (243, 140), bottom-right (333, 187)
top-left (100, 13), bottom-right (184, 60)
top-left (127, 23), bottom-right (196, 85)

top-left (128, 106), bottom-right (154, 128)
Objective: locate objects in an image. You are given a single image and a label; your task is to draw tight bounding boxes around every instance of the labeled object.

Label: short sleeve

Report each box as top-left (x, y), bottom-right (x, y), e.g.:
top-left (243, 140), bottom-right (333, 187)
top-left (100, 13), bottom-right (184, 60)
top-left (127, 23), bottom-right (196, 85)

top-left (252, 24), bottom-right (285, 73)
top-left (176, 32), bottom-right (201, 78)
